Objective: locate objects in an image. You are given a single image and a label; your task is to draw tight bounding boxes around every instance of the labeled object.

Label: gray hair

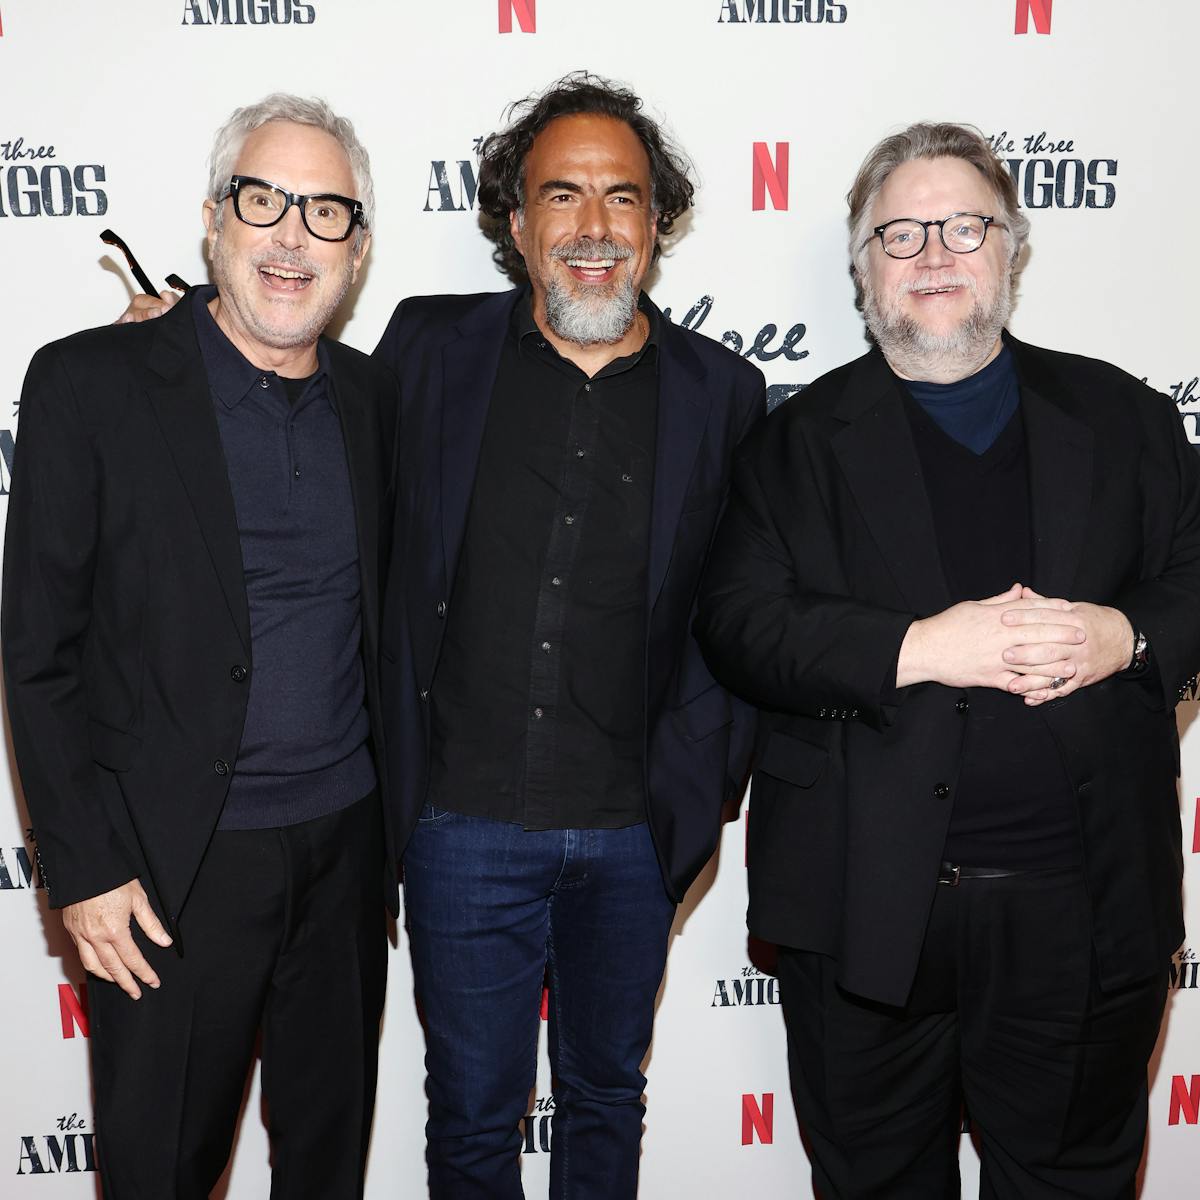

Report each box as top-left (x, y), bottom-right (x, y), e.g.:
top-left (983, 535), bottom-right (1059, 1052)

top-left (207, 93), bottom-right (375, 244)
top-left (846, 122), bottom-right (1030, 308)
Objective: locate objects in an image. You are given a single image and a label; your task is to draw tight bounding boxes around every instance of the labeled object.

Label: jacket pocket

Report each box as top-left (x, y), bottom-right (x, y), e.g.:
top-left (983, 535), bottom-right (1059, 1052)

top-left (674, 682), bottom-right (733, 742)
top-left (88, 718), bottom-right (142, 773)
top-left (756, 731), bottom-right (828, 788)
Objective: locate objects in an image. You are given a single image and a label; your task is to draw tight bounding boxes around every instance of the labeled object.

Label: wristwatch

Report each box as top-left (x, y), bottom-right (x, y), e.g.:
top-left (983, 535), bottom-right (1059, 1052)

top-left (1129, 629), bottom-right (1149, 673)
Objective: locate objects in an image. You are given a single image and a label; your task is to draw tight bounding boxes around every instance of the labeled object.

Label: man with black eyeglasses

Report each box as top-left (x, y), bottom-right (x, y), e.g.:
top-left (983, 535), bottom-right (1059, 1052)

top-left (3, 94), bottom-right (398, 1198)
top-left (697, 122), bottom-right (1200, 1198)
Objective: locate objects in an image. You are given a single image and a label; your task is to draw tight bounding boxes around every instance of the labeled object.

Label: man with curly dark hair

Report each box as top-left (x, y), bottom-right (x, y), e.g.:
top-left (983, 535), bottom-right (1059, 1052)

top-left (375, 72), bottom-right (764, 1198)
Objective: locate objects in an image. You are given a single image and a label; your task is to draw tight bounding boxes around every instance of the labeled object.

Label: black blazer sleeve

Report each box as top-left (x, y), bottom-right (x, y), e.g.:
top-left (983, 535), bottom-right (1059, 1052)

top-left (2, 345), bottom-right (136, 906)
top-left (1114, 386), bottom-right (1200, 707)
top-left (696, 425), bottom-right (914, 731)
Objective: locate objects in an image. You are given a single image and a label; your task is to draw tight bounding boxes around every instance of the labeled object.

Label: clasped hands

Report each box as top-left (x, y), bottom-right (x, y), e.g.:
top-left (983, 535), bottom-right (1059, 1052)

top-left (897, 583), bottom-right (1134, 706)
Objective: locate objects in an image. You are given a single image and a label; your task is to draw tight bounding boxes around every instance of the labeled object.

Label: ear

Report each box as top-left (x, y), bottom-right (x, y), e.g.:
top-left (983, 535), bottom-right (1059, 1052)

top-left (350, 231), bottom-right (372, 283)
top-left (202, 198), bottom-right (219, 255)
top-left (509, 209), bottom-right (524, 257)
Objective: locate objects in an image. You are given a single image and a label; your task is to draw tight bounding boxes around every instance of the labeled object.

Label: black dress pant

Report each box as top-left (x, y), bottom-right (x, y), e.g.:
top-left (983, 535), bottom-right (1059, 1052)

top-left (778, 868), bottom-right (1167, 1200)
top-left (89, 795), bottom-right (387, 1200)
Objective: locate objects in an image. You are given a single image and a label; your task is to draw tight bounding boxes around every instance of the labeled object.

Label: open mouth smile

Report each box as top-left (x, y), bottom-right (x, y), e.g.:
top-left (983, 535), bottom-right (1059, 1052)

top-left (258, 264), bottom-right (315, 292)
top-left (562, 258), bottom-right (620, 283)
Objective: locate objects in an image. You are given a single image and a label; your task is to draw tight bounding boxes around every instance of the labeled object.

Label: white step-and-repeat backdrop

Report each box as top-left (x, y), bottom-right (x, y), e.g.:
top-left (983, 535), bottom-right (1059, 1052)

top-left (1, 1), bottom-right (1197, 1195)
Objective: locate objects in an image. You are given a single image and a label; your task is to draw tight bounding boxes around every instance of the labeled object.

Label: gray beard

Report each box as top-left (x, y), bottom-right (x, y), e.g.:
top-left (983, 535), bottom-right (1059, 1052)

top-left (542, 270), bottom-right (639, 346)
top-left (211, 236), bottom-right (353, 350)
top-left (863, 271), bottom-right (1013, 383)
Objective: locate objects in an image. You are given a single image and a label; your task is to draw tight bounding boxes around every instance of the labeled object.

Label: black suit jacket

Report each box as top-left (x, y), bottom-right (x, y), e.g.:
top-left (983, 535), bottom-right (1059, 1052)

top-left (697, 334), bottom-right (1200, 1005)
top-left (2, 298), bottom-right (401, 934)
top-left (374, 289), bottom-right (764, 901)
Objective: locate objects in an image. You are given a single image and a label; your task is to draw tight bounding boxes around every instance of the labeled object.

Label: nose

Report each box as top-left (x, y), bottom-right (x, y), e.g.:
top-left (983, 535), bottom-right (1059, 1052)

top-left (575, 194), bottom-right (612, 242)
top-left (916, 222), bottom-right (955, 270)
top-left (271, 201), bottom-right (309, 250)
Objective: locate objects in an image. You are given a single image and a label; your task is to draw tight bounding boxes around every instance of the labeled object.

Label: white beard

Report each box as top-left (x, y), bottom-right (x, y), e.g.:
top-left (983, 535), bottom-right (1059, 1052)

top-left (863, 264), bottom-right (1013, 383)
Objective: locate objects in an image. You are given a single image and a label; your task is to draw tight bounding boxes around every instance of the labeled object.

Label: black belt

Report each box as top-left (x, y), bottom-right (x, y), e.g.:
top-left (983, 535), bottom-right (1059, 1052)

top-left (937, 861), bottom-right (1025, 886)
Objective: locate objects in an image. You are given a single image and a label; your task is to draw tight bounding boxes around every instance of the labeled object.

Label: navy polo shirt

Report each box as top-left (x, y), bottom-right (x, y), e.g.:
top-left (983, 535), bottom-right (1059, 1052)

top-left (192, 286), bottom-right (375, 829)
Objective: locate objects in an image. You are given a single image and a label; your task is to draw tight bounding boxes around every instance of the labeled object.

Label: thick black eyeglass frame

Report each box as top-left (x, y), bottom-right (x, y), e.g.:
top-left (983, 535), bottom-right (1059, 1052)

top-left (219, 174), bottom-right (366, 242)
top-left (863, 213), bottom-right (1004, 259)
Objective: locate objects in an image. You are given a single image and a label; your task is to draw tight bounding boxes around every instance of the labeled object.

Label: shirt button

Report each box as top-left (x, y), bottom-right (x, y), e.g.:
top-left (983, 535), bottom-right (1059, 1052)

top-left (564, 514), bottom-right (575, 525)
top-left (293, 466), bottom-right (301, 478)
top-left (533, 707), bottom-right (544, 719)
top-left (230, 665), bottom-right (247, 682)
top-left (575, 448), bottom-right (585, 459)
top-left (584, 383), bottom-right (592, 392)
top-left (258, 377), bottom-right (270, 389)
top-left (541, 641), bottom-right (551, 653)
top-left (214, 759), bottom-right (229, 776)
top-left (436, 600), bottom-right (447, 618)
top-left (933, 782), bottom-right (949, 799)
top-left (621, 473), bottom-right (633, 483)
top-left (551, 576), bottom-right (562, 587)
top-left (419, 688), bottom-right (429, 701)
top-left (955, 698), bottom-right (969, 714)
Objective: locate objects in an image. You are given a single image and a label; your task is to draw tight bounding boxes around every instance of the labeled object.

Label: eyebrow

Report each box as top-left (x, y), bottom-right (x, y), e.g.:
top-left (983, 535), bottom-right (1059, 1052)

top-left (536, 179), bottom-right (645, 198)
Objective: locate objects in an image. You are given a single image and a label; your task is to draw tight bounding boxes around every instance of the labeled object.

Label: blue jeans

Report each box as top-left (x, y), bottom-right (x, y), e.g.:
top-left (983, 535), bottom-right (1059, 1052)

top-left (404, 807), bottom-right (677, 1199)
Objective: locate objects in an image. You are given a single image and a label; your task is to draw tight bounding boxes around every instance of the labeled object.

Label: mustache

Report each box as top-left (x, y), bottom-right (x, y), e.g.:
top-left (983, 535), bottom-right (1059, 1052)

top-left (549, 238), bottom-right (633, 263)
top-left (247, 246), bottom-right (323, 278)
top-left (897, 273), bottom-right (977, 296)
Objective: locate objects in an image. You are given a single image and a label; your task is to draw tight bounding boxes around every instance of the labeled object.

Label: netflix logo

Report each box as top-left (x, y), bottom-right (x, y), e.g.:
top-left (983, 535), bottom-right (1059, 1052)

top-left (752, 142), bottom-right (788, 212)
top-left (1168, 1075), bottom-right (1200, 1126)
top-left (1015, 0), bottom-right (1052, 35)
top-left (742, 1092), bottom-right (774, 1145)
top-left (499, 0), bottom-right (535, 33)
top-left (58, 983), bottom-right (89, 1040)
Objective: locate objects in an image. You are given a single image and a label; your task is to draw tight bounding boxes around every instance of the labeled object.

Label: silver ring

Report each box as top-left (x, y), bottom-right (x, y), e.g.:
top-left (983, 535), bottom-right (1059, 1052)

top-left (1049, 676), bottom-right (1066, 690)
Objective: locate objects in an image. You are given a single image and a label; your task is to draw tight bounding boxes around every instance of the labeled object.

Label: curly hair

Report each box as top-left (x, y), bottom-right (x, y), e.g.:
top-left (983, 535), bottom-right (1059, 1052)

top-left (477, 71), bottom-right (695, 283)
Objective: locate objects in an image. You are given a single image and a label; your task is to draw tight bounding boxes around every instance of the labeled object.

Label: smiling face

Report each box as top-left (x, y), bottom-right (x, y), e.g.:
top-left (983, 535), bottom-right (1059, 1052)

top-left (861, 156), bottom-right (1012, 382)
top-left (202, 120), bottom-right (369, 366)
top-left (510, 113), bottom-right (657, 348)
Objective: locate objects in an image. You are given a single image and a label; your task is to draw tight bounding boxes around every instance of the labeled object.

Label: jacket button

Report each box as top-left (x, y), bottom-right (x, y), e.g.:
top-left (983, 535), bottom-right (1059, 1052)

top-left (230, 665), bottom-right (247, 682)
top-left (214, 759), bottom-right (229, 776)
top-left (955, 698), bottom-right (969, 714)
top-left (436, 600), bottom-right (447, 618)
top-left (933, 782), bottom-right (949, 798)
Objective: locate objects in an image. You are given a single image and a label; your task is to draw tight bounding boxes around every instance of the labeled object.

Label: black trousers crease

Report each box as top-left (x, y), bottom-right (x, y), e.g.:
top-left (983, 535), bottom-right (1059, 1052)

top-left (90, 794), bottom-right (386, 1200)
top-left (778, 868), bottom-right (1167, 1200)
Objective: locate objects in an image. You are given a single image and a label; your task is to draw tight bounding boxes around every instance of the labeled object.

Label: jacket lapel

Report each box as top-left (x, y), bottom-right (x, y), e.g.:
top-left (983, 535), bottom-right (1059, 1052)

top-left (648, 321), bottom-right (710, 609)
top-left (143, 300), bottom-right (250, 654)
top-left (831, 352), bottom-right (952, 616)
top-left (325, 341), bottom-right (380, 656)
top-left (439, 291), bottom-right (520, 589)
top-left (1006, 336), bottom-right (1094, 598)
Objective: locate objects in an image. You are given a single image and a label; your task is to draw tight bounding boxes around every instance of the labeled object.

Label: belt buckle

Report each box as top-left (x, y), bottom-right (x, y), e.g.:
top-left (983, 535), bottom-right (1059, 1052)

top-left (938, 862), bottom-right (961, 887)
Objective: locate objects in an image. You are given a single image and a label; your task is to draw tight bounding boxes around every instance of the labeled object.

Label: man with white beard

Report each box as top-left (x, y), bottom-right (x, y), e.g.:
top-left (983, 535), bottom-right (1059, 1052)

top-left (4, 95), bottom-right (398, 1197)
top-left (697, 122), bottom-right (1200, 1198)
top-left (376, 72), bottom-right (763, 1198)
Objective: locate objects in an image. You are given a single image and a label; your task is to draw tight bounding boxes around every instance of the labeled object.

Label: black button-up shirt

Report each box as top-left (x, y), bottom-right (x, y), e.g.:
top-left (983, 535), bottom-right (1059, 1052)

top-left (192, 287), bottom-right (375, 830)
top-left (429, 292), bottom-right (659, 829)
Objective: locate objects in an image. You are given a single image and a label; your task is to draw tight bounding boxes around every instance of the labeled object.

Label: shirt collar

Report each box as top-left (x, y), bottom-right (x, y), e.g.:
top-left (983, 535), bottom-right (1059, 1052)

top-left (191, 283), bottom-right (331, 410)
